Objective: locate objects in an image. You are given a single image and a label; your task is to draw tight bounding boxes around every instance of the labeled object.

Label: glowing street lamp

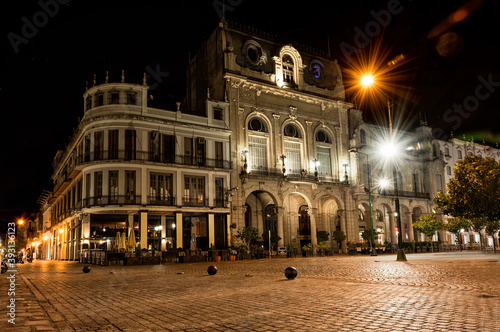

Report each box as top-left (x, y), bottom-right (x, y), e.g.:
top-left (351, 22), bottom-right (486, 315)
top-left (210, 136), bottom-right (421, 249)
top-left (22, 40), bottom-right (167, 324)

top-left (380, 140), bottom-right (406, 261)
top-left (361, 75), bottom-right (374, 87)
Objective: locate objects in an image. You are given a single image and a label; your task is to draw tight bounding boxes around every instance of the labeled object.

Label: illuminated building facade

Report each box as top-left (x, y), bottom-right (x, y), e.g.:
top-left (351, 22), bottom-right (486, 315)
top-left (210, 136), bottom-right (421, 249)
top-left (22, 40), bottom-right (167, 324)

top-left (40, 75), bottom-right (233, 260)
top-left (33, 21), bottom-right (499, 260)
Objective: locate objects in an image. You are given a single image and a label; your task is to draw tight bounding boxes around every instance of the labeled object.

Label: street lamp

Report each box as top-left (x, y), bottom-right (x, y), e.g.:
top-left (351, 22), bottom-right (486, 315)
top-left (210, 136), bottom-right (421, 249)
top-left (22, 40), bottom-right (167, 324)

top-left (379, 141), bottom-right (407, 261)
top-left (280, 154), bottom-right (287, 178)
top-left (360, 73), bottom-right (407, 261)
top-left (313, 159), bottom-right (319, 181)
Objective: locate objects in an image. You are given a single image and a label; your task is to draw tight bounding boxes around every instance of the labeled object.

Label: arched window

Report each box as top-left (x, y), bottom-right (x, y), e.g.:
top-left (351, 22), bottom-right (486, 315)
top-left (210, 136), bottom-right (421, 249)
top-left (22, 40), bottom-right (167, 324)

top-left (283, 123), bottom-right (303, 175)
top-left (445, 147), bottom-right (450, 156)
top-left (248, 117), bottom-right (269, 171)
top-left (315, 130), bottom-right (332, 176)
top-left (282, 55), bottom-right (294, 84)
top-left (360, 129), bottom-right (366, 144)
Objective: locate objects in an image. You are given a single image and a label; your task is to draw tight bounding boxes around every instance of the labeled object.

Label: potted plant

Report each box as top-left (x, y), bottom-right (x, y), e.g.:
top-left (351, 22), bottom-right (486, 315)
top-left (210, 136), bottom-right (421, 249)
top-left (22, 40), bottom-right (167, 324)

top-left (236, 226), bottom-right (259, 255)
top-left (332, 230), bottom-right (346, 253)
top-left (302, 243), bottom-right (313, 257)
top-left (228, 247), bottom-right (236, 261)
top-left (287, 243), bottom-right (299, 258)
top-left (316, 242), bottom-right (331, 256)
top-left (347, 242), bottom-right (357, 255)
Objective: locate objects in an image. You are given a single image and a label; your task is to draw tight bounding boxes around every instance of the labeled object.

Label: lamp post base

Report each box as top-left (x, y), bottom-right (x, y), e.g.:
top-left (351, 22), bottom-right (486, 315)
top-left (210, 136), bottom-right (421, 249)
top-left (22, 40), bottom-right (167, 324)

top-left (396, 249), bottom-right (407, 261)
top-left (371, 248), bottom-right (378, 256)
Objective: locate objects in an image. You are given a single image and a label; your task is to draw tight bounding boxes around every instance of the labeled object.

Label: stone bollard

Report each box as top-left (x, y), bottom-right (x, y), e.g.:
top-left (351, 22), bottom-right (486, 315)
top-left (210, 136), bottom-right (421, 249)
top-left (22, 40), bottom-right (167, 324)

top-left (207, 265), bottom-right (217, 275)
top-left (284, 267), bottom-right (297, 280)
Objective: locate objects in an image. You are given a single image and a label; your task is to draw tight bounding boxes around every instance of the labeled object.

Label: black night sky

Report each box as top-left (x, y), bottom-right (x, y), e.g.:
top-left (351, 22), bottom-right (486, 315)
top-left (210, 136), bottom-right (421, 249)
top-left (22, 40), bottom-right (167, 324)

top-left (1, 0), bottom-right (499, 231)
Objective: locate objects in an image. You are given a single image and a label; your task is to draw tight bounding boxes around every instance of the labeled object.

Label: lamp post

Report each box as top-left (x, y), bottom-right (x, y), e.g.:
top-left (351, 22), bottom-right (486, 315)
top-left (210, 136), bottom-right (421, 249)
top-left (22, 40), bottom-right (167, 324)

top-left (360, 74), bottom-right (406, 261)
top-left (280, 154), bottom-right (287, 178)
top-left (313, 159), bottom-right (319, 181)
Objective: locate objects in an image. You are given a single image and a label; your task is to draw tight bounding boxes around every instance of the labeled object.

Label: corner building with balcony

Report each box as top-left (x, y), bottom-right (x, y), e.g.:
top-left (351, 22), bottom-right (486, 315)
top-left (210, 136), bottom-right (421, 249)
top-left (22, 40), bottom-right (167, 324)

top-left (45, 76), bottom-right (233, 260)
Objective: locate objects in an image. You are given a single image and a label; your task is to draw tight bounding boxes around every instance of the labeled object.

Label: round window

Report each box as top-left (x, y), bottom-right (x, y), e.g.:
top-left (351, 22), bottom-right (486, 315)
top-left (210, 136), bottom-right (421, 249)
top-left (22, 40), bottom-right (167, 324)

top-left (316, 130), bottom-right (330, 143)
top-left (313, 64), bottom-right (321, 79)
top-left (249, 118), bottom-right (266, 132)
top-left (284, 124), bottom-right (299, 137)
top-left (247, 46), bottom-right (259, 63)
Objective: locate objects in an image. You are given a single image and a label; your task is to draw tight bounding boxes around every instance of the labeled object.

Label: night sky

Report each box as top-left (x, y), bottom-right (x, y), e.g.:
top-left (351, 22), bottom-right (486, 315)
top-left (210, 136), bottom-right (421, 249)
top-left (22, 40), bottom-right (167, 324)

top-left (1, 0), bottom-right (499, 230)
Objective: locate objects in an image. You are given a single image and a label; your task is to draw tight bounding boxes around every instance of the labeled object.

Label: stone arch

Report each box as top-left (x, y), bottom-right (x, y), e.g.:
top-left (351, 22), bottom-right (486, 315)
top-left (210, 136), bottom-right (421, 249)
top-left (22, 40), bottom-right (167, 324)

top-left (244, 190), bottom-right (278, 237)
top-left (399, 204), bottom-right (411, 242)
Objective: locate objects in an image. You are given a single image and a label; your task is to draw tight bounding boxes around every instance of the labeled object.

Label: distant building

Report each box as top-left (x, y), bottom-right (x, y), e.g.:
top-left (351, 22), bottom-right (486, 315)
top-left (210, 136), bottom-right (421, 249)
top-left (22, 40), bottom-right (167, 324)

top-left (434, 136), bottom-right (500, 247)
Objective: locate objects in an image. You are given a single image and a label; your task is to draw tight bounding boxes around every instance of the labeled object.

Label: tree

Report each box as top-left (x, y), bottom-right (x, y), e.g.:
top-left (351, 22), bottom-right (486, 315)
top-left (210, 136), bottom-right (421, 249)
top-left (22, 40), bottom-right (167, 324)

top-left (236, 226), bottom-right (259, 250)
top-left (316, 230), bottom-right (330, 243)
top-left (443, 217), bottom-right (471, 252)
top-left (485, 220), bottom-right (500, 254)
top-left (412, 213), bottom-right (443, 252)
top-left (332, 230), bottom-right (346, 252)
top-left (434, 156), bottom-right (500, 251)
top-left (361, 229), bottom-right (373, 247)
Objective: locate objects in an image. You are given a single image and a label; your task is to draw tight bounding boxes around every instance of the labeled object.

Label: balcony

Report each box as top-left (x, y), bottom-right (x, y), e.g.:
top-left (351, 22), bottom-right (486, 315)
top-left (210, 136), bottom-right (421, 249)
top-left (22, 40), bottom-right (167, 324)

top-left (182, 198), bottom-right (208, 207)
top-left (71, 150), bottom-right (232, 170)
top-left (147, 196), bottom-right (176, 206)
top-left (80, 195), bottom-right (142, 208)
top-left (246, 167), bottom-right (342, 184)
top-left (378, 189), bottom-right (430, 199)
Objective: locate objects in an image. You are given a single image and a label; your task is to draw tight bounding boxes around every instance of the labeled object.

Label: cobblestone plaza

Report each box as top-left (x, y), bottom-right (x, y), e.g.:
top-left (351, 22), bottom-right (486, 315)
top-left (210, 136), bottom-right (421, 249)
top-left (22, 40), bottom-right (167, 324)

top-left (1, 252), bottom-right (499, 331)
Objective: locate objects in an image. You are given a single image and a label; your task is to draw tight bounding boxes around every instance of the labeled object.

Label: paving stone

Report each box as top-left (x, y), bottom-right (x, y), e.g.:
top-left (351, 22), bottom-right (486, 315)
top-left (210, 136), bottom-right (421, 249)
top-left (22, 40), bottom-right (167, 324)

top-left (1, 252), bottom-right (500, 331)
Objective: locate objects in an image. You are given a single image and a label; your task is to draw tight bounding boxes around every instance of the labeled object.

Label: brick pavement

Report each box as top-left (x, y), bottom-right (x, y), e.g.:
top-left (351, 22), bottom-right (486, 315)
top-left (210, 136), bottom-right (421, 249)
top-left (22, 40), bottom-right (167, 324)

top-left (1, 252), bottom-right (499, 331)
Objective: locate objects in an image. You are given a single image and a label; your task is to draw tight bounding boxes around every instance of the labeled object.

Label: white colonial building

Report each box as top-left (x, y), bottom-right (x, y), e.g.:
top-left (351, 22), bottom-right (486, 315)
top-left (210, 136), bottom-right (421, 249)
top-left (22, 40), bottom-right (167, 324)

top-left (38, 74), bottom-right (234, 260)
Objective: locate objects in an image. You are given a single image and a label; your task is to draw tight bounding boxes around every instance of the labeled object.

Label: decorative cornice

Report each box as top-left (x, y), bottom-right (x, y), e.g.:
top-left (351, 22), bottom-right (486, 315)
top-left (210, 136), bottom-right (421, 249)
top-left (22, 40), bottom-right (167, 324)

top-left (224, 74), bottom-right (350, 110)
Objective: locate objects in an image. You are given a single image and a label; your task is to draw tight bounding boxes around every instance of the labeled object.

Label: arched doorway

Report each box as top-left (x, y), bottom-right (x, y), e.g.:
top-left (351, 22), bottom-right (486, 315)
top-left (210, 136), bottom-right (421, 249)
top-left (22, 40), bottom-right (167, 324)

top-left (264, 205), bottom-right (277, 233)
top-left (244, 191), bottom-right (278, 241)
top-left (298, 205), bottom-right (311, 248)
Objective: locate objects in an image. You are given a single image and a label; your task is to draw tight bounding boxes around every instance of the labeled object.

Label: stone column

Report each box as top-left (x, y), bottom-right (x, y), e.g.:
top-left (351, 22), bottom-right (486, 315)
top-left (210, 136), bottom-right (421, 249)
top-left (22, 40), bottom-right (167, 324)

top-left (309, 207), bottom-right (318, 246)
top-left (390, 210), bottom-right (397, 245)
top-left (161, 215), bottom-right (167, 251)
top-left (276, 206), bottom-right (284, 246)
top-left (176, 212), bottom-right (183, 249)
top-left (208, 213), bottom-right (215, 248)
top-left (407, 212), bottom-right (414, 242)
top-left (140, 211), bottom-right (148, 249)
top-left (338, 209), bottom-right (347, 253)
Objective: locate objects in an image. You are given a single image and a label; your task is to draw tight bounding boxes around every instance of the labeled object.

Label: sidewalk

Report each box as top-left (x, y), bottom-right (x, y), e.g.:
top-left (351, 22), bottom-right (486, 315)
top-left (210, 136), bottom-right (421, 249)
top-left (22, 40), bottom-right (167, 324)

top-left (1, 252), bottom-right (499, 331)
